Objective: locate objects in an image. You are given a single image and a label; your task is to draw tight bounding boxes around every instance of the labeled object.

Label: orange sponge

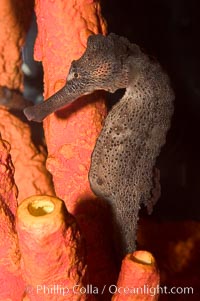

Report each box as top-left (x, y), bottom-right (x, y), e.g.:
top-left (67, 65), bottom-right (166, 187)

top-left (16, 195), bottom-right (90, 301)
top-left (112, 251), bottom-right (160, 301)
top-left (0, 135), bottom-right (25, 301)
top-left (34, 0), bottom-right (107, 213)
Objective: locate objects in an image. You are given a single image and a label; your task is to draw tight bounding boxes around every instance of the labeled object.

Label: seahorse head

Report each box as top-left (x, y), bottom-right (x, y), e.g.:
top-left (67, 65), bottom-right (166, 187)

top-left (24, 34), bottom-right (141, 122)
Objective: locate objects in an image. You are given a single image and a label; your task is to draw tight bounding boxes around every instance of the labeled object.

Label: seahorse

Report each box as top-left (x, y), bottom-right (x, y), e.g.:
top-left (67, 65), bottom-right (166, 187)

top-left (24, 33), bottom-right (174, 257)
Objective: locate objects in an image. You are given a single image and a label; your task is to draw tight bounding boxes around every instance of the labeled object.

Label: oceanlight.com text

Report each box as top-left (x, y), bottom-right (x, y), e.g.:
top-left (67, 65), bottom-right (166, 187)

top-left (24, 284), bottom-right (194, 297)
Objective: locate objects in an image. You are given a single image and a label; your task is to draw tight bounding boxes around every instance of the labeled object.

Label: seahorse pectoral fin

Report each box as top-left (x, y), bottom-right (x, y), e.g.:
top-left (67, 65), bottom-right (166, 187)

top-left (23, 85), bottom-right (80, 122)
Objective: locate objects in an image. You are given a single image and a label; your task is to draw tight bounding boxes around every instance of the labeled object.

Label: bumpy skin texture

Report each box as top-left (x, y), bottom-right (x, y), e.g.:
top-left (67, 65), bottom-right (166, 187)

top-left (24, 33), bottom-right (174, 256)
top-left (88, 35), bottom-right (174, 255)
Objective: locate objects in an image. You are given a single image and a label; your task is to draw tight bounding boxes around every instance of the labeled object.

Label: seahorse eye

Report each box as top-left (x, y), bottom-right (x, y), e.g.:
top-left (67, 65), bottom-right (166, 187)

top-left (74, 72), bottom-right (79, 78)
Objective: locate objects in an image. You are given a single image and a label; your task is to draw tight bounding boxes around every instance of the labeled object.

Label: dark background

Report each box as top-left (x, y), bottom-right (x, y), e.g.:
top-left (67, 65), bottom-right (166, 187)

top-left (101, 0), bottom-right (200, 220)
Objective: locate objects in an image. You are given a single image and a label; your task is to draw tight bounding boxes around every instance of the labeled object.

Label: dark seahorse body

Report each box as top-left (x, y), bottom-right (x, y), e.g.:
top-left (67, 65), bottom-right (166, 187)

top-left (89, 56), bottom-right (174, 256)
top-left (24, 33), bottom-right (174, 257)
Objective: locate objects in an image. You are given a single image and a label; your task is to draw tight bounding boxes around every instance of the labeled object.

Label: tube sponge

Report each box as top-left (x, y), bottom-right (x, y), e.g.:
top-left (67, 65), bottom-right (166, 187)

top-left (112, 251), bottom-right (160, 301)
top-left (16, 195), bottom-right (89, 301)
